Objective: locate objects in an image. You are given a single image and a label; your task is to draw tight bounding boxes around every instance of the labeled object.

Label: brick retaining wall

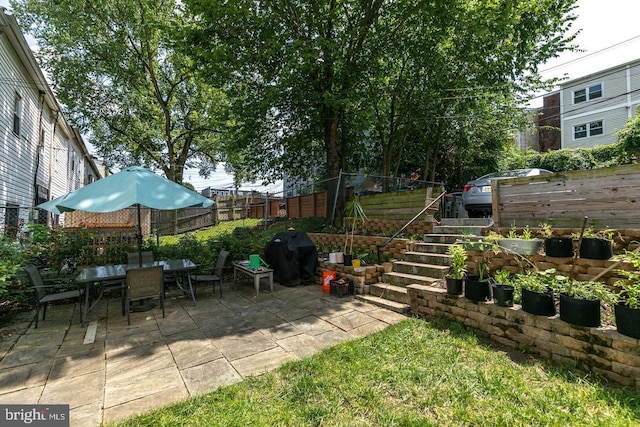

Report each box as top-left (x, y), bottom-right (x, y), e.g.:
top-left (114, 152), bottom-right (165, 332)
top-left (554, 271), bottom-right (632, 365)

top-left (407, 284), bottom-right (640, 388)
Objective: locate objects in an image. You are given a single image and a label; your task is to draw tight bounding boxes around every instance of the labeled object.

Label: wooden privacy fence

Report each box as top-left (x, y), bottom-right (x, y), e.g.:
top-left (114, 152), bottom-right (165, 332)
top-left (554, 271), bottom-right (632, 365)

top-left (492, 164), bottom-right (640, 229)
top-left (248, 191), bottom-right (328, 219)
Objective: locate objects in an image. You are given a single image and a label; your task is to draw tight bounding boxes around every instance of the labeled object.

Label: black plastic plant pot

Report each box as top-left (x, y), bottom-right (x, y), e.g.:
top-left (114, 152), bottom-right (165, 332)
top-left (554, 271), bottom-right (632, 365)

top-left (559, 293), bottom-right (600, 327)
top-left (579, 237), bottom-right (613, 260)
top-left (446, 277), bottom-right (463, 296)
top-left (521, 288), bottom-right (556, 316)
top-left (492, 284), bottom-right (514, 307)
top-left (342, 253), bottom-right (353, 266)
top-left (615, 302), bottom-right (640, 339)
top-left (545, 237), bottom-right (574, 258)
top-left (464, 277), bottom-right (491, 302)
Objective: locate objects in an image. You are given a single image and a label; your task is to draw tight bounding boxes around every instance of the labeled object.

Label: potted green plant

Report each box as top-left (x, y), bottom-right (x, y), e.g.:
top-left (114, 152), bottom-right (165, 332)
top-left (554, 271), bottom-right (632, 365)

top-left (497, 225), bottom-right (544, 256)
top-left (574, 227), bottom-right (614, 260)
top-left (614, 250), bottom-right (640, 338)
top-left (540, 222), bottom-right (574, 258)
top-left (343, 196), bottom-right (368, 266)
top-left (446, 244), bottom-right (466, 295)
top-left (491, 269), bottom-right (514, 307)
top-left (465, 255), bottom-right (491, 302)
top-left (512, 269), bottom-right (557, 316)
top-left (556, 278), bottom-right (615, 327)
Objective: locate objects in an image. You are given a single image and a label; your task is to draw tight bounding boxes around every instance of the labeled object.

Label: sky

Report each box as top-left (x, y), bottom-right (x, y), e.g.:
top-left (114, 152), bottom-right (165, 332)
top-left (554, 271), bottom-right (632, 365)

top-left (3, 0), bottom-right (640, 190)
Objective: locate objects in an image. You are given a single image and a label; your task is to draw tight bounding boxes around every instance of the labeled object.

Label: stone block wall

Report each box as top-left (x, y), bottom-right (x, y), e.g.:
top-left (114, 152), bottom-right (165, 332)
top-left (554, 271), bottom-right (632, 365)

top-left (308, 233), bottom-right (413, 260)
top-left (465, 250), bottom-right (634, 285)
top-left (314, 261), bottom-right (385, 292)
top-left (407, 284), bottom-right (640, 388)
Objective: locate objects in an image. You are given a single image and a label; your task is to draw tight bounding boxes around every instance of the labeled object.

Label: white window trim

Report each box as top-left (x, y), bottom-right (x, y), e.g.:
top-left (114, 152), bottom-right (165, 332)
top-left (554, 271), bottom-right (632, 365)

top-left (572, 81), bottom-right (604, 105)
top-left (573, 119), bottom-right (605, 140)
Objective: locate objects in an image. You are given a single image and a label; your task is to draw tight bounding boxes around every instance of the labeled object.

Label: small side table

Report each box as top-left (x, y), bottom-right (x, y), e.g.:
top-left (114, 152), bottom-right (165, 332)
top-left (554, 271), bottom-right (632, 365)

top-left (233, 263), bottom-right (274, 296)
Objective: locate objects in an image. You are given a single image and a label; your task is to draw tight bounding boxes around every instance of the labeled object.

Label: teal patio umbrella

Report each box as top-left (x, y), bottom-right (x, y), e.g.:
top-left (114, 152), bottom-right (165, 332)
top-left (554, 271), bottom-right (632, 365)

top-left (38, 166), bottom-right (214, 264)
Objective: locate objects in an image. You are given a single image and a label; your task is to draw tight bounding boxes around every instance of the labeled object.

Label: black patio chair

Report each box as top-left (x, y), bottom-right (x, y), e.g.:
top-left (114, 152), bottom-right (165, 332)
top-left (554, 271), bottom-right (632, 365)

top-left (25, 264), bottom-right (84, 329)
top-left (126, 265), bottom-right (164, 325)
top-left (192, 250), bottom-right (229, 298)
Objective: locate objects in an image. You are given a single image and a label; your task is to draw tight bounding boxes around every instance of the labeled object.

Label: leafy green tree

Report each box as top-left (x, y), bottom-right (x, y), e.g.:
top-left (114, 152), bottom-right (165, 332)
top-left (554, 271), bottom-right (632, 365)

top-left (185, 0), bottom-right (578, 205)
top-left (11, 0), bottom-right (228, 183)
top-left (617, 107), bottom-right (640, 158)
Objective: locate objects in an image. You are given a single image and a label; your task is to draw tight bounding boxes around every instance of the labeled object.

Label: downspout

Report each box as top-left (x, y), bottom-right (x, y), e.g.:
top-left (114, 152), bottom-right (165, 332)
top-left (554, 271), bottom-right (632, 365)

top-left (47, 111), bottom-right (60, 225)
top-left (47, 110), bottom-right (60, 193)
top-left (32, 90), bottom-right (45, 208)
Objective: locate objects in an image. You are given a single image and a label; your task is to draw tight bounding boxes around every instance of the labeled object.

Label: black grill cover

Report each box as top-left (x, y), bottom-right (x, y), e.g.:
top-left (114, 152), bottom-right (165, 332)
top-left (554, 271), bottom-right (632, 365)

top-left (264, 231), bottom-right (318, 286)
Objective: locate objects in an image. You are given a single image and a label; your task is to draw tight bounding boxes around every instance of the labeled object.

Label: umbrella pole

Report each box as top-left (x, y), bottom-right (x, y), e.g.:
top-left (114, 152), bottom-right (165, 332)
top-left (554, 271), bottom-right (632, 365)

top-left (137, 204), bottom-right (143, 267)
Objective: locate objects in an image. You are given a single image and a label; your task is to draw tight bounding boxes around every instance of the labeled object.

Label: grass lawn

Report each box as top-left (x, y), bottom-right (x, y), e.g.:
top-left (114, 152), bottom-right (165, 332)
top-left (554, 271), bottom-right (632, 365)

top-left (155, 218), bottom-right (262, 244)
top-left (108, 317), bottom-right (639, 426)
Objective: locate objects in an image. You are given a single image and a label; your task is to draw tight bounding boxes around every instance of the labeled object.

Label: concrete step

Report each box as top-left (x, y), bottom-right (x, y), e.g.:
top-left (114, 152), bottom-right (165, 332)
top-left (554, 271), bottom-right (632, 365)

top-left (369, 283), bottom-right (410, 305)
top-left (383, 271), bottom-right (441, 288)
top-left (412, 242), bottom-right (452, 254)
top-left (392, 261), bottom-right (449, 278)
top-left (355, 294), bottom-right (411, 314)
top-left (404, 251), bottom-right (451, 266)
top-left (423, 234), bottom-right (482, 244)
top-left (441, 218), bottom-right (494, 227)
top-left (432, 225), bottom-right (488, 236)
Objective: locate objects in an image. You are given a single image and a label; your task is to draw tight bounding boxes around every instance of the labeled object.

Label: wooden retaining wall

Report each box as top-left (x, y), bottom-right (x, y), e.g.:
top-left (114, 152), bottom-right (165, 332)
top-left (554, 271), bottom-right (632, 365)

top-left (359, 189), bottom-right (440, 221)
top-left (493, 164), bottom-right (640, 229)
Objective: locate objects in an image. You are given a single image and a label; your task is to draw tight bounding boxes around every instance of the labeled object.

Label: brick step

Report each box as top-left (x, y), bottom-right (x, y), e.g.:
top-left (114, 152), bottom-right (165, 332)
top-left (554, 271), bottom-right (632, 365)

top-left (412, 242), bottom-right (453, 254)
top-left (369, 283), bottom-right (409, 305)
top-left (383, 271), bottom-right (441, 288)
top-left (392, 261), bottom-right (449, 278)
top-left (404, 251), bottom-right (451, 266)
top-left (355, 294), bottom-right (411, 314)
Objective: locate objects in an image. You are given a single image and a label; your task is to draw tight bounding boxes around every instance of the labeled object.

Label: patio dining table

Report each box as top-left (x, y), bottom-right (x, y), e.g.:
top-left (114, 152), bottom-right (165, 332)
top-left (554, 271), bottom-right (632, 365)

top-left (76, 259), bottom-right (197, 325)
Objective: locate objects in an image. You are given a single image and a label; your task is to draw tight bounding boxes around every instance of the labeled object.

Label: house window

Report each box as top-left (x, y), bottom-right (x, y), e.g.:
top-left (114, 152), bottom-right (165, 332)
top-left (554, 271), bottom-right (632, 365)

top-left (13, 93), bottom-right (22, 135)
top-left (573, 83), bottom-right (602, 104)
top-left (574, 124), bottom-right (587, 139)
top-left (574, 120), bottom-right (603, 139)
top-left (589, 120), bottom-right (603, 136)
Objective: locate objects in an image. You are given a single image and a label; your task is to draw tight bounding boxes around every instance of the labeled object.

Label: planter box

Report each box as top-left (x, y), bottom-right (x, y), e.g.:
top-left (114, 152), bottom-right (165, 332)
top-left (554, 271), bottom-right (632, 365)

top-left (559, 293), bottom-right (600, 327)
top-left (498, 238), bottom-right (544, 255)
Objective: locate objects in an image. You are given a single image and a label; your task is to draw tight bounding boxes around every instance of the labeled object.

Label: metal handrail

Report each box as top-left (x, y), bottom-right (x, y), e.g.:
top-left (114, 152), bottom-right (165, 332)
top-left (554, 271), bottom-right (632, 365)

top-left (376, 190), bottom-right (447, 264)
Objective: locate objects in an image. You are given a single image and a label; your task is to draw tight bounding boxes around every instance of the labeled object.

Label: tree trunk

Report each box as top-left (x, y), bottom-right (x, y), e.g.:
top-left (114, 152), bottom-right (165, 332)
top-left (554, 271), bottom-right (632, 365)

top-left (325, 113), bottom-right (342, 224)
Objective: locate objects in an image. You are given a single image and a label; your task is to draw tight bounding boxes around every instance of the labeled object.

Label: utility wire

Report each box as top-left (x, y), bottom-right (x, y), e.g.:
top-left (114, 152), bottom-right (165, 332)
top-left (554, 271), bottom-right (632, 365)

top-left (540, 34), bottom-right (640, 73)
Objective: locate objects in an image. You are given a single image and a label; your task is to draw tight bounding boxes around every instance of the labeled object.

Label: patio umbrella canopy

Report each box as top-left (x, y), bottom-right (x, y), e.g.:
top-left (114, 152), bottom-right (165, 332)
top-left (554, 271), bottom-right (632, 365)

top-left (38, 166), bottom-right (214, 263)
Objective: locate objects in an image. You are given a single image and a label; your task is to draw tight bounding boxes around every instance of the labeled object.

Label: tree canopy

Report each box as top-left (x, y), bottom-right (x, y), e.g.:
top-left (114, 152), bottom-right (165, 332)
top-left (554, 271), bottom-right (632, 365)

top-left (185, 0), bottom-right (579, 197)
top-left (12, 0), bottom-right (228, 183)
top-left (12, 0), bottom-right (579, 194)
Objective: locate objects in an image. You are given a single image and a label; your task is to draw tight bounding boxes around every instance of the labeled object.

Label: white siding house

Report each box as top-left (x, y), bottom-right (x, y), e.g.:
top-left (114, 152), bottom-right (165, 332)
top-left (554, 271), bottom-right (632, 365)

top-left (559, 59), bottom-right (640, 149)
top-left (0, 8), bottom-right (100, 233)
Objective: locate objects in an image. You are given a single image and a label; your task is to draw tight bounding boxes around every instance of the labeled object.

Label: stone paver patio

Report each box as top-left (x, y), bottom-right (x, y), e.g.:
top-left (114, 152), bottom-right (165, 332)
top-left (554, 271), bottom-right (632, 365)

top-left (0, 278), bottom-right (407, 426)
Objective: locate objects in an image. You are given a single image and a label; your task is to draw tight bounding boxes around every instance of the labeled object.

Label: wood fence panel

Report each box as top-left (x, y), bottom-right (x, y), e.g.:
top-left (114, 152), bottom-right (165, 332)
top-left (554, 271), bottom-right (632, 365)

top-left (358, 189), bottom-right (440, 221)
top-left (494, 164), bottom-right (640, 228)
top-left (287, 197), bottom-right (301, 219)
top-left (300, 194), bottom-right (316, 217)
top-left (314, 191), bottom-right (328, 217)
